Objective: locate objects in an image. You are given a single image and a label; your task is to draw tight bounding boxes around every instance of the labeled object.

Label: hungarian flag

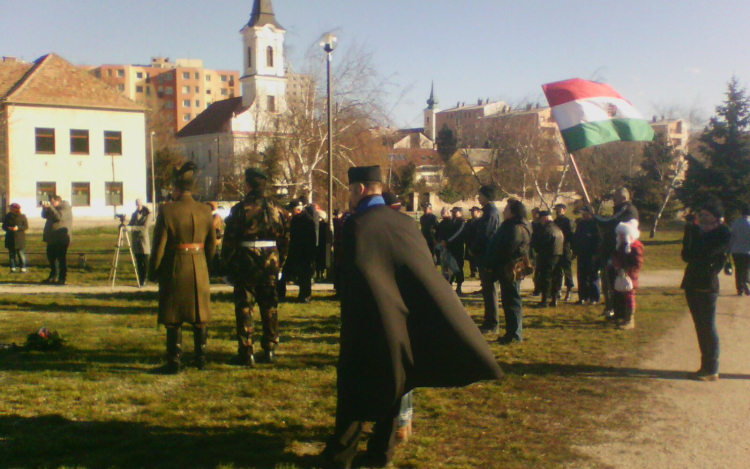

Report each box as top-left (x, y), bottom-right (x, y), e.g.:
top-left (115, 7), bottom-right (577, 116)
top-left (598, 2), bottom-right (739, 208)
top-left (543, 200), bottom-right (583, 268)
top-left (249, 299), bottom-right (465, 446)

top-left (542, 78), bottom-right (655, 152)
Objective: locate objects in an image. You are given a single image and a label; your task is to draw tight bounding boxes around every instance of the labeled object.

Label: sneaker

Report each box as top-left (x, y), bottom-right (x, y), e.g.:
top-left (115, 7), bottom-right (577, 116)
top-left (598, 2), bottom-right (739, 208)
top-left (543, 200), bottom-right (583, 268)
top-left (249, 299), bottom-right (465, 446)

top-left (690, 370), bottom-right (719, 382)
top-left (20, 268), bottom-right (27, 273)
top-left (10, 268), bottom-right (17, 273)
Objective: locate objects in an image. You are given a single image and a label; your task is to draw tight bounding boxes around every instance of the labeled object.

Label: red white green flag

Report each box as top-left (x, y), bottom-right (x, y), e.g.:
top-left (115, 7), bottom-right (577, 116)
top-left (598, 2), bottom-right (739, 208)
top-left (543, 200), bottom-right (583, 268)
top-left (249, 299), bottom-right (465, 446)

top-left (542, 78), bottom-right (655, 153)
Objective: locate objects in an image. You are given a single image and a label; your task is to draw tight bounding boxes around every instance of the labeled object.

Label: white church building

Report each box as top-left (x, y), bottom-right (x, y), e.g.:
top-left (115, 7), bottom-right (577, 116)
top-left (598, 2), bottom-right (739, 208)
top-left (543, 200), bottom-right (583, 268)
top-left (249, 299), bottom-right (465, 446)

top-left (176, 0), bottom-right (291, 201)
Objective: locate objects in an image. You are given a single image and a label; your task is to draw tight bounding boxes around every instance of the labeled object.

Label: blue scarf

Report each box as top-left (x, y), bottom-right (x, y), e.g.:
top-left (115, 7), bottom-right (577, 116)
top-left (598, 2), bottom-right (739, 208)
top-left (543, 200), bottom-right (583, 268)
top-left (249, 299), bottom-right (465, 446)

top-left (355, 195), bottom-right (386, 215)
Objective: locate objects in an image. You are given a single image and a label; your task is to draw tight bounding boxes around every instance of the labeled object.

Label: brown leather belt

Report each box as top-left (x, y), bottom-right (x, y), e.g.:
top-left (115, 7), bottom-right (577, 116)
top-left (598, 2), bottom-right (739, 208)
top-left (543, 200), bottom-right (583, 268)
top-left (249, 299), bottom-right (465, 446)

top-left (172, 243), bottom-right (205, 253)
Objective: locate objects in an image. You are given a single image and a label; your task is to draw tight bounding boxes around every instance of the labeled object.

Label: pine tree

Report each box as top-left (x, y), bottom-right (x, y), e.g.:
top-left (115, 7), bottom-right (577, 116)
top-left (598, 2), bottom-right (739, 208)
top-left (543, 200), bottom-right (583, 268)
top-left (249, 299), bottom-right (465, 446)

top-left (435, 124), bottom-right (457, 162)
top-left (678, 77), bottom-right (750, 219)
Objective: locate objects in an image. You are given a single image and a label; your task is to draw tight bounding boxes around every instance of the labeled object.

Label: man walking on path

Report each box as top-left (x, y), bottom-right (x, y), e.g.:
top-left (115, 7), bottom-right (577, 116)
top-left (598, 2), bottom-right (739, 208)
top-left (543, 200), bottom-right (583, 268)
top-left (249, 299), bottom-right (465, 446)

top-left (41, 195), bottom-right (73, 285)
top-left (729, 204), bottom-right (750, 296)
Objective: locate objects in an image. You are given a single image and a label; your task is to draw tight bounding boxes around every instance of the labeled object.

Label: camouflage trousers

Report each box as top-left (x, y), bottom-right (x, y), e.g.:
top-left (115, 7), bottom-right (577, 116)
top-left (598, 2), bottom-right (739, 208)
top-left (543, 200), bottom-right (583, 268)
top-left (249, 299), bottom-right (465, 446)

top-left (234, 275), bottom-right (279, 355)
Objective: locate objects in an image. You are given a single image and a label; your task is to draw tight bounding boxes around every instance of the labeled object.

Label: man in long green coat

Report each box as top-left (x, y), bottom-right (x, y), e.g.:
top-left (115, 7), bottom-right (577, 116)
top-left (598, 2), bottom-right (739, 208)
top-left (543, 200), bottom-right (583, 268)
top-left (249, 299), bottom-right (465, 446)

top-left (148, 162), bottom-right (217, 374)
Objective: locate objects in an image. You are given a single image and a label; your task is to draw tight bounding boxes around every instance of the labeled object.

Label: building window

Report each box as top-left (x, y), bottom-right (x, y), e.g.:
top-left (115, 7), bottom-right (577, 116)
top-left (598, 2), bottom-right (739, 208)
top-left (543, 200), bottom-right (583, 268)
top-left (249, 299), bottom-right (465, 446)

top-left (165, 101), bottom-right (174, 109)
top-left (206, 74), bottom-right (211, 81)
top-left (183, 100), bottom-right (191, 107)
top-left (195, 86), bottom-right (199, 93)
top-left (221, 75), bottom-right (227, 82)
top-left (136, 72), bottom-right (143, 79)
top-left (266, 46), bottom-right (274, 67)
top-left (165, 87), bottom-right (174, 95)
top-left (158, 74), bottom-right (164, 83)
top-left (70, 129), bottom-right (89, 154)
top-left (247, 47), bottom-right (252, 68)
top-left (36, 182), bottom-right (56, 206)
top-left (117, 69), bottom-right (125, 77)
top-left (267, 95), bottom-right (276, 112)
top-left (94, 69), bottom-right (101, 78)
top-left (165, 72), bottom-right (173, 81)
top-left (117, 84), bottom-right (125, 92)
top-left (182, 71), bottom-right (190, 79)
top-left (136, 85), bottom-right (144, 93)
top-left (107, 70), bottom-right (113, 77)
top-left (208, 150), bottom-right (212, 162)
top-left (71, 182), bottom-right (91, 206)
top-left (105, 182), bottom-right (123, 206)
top-left (104, 131), bottom-right (122, 155)
top-left (184, 114), bottom-right (191, 121)
top-left (35, 128), bottom-right (55, 154)
top-left (206, 89), bottom-right (212, 95)
top-left (195, 100), bottom-right (200, 107)
top-left (146, 87), bottom-right (151, 96)
top-left (181, 86), bottom-right (190, 94)
top-left (221, 88), bottom-right (228, 96)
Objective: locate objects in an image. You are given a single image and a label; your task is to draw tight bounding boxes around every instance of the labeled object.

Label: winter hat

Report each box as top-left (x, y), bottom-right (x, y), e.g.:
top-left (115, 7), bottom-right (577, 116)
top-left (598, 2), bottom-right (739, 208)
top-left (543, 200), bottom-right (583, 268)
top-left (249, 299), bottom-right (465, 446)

top-left (616, 220), bottom-right (641, 253)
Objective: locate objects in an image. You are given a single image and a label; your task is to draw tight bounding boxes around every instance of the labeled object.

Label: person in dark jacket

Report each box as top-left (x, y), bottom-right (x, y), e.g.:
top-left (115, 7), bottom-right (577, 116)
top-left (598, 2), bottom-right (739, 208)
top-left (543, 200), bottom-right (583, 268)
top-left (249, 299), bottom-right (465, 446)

top-left (530, 207), bottom-right (543, 295)
top-left (444, 207), bottom-right (467, 295)
top-left (419, 204), bottom-right (439, 263)
top-left (41, 195), bottom-right (73, 285)
top-left (320, 166), bottom-right (503, 469)
top-left (573, 206), bottom-right (602, 304)
top-left (470, 185), bottom-right (502, 333)
top-left (485, 199), bottom-right (531, 344)
top-left (681, 199), bottom-right (731, 381)
top-left (534, 211), bottom-right (564, 307)
top-left (3, 203), bottom-right (29, 273)
top-left (279, 199), bottom-right (317, 303)
top-left (553, 204), bottom-right (575, 301)
top-left (594, 188), bottom-right (639, 318)
top-left (465, 206), bottom-right (482, 278)
top-left (316, 212), bottom-right (331, 280)
top-left (128, 198), bottom-right (152, 286)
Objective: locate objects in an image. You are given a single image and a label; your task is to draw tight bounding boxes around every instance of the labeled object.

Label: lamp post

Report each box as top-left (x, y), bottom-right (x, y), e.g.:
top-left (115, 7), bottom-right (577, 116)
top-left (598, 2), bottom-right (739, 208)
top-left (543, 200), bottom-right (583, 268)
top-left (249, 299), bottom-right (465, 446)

top-left (320, 32), bottom-right (337, 274)
top-left (150, 131), bottom-right (157, 215)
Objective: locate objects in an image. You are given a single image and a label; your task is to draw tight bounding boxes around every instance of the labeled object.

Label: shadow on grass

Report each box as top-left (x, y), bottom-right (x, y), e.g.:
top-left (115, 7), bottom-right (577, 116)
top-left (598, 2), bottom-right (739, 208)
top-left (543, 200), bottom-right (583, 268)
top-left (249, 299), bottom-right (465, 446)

top-left (0, 348), bottom-right (161, 373)
top-left (641, 238), bottom-right (682, 247)
top-left (0, 414), bottom-right (325, 469)
top-left (0, 292), bottom-right (159, 315)
top-left (502, 362), bottom-right (750, 381)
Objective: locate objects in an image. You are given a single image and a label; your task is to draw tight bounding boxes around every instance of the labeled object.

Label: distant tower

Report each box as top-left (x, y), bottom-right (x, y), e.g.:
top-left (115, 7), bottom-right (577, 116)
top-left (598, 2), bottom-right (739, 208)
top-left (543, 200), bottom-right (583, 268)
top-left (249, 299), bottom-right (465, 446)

top-left (424, 81), bottom-right (440, 141)
top-left (240, 0), bottom-right (287, 114)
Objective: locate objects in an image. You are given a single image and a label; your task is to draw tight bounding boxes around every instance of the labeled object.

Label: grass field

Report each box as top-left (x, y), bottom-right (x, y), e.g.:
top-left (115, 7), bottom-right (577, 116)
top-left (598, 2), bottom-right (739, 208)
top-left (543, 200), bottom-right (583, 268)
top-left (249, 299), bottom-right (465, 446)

top-left (0, 285), bottom-right (687, 469)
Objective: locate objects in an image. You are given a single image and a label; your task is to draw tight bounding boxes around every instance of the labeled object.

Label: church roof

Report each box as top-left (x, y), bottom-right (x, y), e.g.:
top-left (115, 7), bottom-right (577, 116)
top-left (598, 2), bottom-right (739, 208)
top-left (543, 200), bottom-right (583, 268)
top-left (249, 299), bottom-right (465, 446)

top-left (245, 0), bottom-right (284, 30)
top-left (176, 97), bottom-right (247, 138)
top-left (0, 54), bottom-right (144, 112)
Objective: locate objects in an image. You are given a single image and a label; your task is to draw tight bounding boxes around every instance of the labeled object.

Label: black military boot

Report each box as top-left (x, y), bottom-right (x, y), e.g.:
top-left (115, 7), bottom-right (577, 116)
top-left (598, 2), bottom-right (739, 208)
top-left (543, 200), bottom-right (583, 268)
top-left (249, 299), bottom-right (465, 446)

top-left (233, 329), bottom-right (255, 367)
top-left (193, 326), bottom-right (208, 370)
top-left (152, 327), bottom-right (182, 374)
top-left (536, 294), bottom-right (549, 308)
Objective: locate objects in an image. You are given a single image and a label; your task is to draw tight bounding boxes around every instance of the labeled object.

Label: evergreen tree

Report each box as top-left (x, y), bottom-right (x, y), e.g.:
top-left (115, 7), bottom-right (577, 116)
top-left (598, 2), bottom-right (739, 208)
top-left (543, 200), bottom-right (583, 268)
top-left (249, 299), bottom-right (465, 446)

top-left (678, 77), bottom-right (750, 219)
top-left (395, 162), bottom-right (417, 198)
top-left (435, 124), bottom-right (457, 162)
top-left (630, 133), bottom-right (681, 223)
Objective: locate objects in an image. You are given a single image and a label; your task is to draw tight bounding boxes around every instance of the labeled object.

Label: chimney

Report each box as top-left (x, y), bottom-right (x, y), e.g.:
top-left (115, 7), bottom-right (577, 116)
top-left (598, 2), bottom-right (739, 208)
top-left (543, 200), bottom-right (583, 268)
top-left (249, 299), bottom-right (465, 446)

top-left (477, 98), bottom-right (482, 106)
top-left (652, 115), bottom-right (657, 122)
top-left (526, 103), bottom-right (532, 111)
top-left (457, 101), bottom-right (460, 108)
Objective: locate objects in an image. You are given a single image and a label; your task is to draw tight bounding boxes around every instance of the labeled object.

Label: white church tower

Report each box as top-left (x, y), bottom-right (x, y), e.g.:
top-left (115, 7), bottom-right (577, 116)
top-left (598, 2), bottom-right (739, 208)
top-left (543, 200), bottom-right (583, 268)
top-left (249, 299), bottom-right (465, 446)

top-left (424, 81), bottom-right (440, 141)
top-left (240, 0), bottom-right (287, 115)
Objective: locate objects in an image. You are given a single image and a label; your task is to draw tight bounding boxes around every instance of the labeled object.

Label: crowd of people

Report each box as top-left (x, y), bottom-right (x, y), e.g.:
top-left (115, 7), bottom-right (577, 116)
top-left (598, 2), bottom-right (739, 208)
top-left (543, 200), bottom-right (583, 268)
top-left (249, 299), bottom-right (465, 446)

top-left (2, 162), bottom-right (746, 468)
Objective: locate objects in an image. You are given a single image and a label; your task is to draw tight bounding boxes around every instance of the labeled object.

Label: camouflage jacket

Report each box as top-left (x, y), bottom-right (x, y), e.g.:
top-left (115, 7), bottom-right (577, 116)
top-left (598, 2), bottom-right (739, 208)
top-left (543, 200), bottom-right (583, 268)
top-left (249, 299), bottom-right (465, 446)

top-left (221, 193), bottom-right (290, 279)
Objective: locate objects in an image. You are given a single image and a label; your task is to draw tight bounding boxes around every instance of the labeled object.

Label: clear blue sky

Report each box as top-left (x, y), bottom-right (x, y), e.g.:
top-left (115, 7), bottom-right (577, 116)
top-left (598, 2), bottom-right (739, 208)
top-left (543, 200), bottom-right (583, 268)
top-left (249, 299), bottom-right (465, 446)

top-left (3, 0), bottom-right (749, 129)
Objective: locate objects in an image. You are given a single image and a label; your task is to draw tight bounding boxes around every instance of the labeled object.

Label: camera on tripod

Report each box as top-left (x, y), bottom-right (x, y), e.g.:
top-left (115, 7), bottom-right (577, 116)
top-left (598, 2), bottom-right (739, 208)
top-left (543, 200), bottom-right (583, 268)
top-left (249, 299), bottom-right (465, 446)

top-left (115, 213), bottom-right (127, 226)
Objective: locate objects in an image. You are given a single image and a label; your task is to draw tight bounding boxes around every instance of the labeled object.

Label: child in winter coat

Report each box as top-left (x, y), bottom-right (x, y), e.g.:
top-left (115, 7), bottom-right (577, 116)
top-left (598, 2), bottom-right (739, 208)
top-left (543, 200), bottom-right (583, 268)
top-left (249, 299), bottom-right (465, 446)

top-left (610, 220), bottom-right (644, 329)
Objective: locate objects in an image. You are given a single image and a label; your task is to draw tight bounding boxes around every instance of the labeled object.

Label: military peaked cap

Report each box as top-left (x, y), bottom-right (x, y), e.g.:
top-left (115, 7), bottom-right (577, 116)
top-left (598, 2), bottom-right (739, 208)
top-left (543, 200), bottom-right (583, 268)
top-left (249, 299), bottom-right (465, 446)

top-left (538, 210), bottom-right (551, 217)
top-left (478, 185), bottom-right (497, 201)
top-left (554, 203), bottom-right (567, 210)
top-left (451, 206), bottom-right (463, 213)
top-left (348, 165), bottom-right (382, 184)
top-left (382, 192), bottom-right (400, 206)
top-left (173, 162), bottom-right (197, 190)
top-left (245, 167), bottom-right (267, 183)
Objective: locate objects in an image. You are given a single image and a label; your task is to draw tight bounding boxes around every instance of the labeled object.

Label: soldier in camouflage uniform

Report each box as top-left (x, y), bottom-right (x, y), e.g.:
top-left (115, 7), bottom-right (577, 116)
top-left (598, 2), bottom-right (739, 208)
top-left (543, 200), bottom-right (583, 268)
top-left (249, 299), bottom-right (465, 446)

top-left (221, 168), bottom-right (290, 366)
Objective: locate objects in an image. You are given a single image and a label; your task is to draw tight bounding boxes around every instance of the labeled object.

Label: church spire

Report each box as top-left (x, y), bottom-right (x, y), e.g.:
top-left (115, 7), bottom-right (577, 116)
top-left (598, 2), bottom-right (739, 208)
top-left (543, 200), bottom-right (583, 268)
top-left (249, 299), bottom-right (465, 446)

top-left (247, 0), bottom-right (284, 30)
top-left (426, 81), bottom-right (438, 109)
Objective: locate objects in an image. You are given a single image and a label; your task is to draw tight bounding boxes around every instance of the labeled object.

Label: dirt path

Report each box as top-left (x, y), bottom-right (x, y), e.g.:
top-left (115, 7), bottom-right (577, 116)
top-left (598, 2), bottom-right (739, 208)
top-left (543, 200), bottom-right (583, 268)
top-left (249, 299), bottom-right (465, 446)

top-left (573, 272), bottom-right (750, 469)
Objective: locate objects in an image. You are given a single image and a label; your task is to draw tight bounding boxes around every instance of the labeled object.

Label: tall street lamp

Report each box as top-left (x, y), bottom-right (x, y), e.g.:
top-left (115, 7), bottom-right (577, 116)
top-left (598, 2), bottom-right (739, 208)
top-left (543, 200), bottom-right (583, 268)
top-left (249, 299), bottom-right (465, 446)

top-left (150, 131), bottom-right (157, 215)
top-left (320, 32), bottom-right (337, 274)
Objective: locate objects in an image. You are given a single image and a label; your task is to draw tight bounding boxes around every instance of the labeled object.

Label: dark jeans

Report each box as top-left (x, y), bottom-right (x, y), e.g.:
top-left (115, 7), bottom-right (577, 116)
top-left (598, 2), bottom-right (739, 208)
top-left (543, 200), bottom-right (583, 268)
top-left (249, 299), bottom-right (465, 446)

top-left (499, 276), bottom-right (523, 340)
top-left (479, 267), bottom-right (499, 329)
top-left (576, 255), bottom-right (601, 302)
top-left (323, 398), bottom-right (401, 468)
top-left (553, 250), bottom-right (574, 293)
top-left (135, 253), bottom-right (148, 286)
top-left (732, 253), bottom-right (750, 294)
top-left (9, 248), bottom-right (27, 270)
top-left (685, 290), bottom-right (720, 374)
top-left (46, 243), bottom-right (68, 281)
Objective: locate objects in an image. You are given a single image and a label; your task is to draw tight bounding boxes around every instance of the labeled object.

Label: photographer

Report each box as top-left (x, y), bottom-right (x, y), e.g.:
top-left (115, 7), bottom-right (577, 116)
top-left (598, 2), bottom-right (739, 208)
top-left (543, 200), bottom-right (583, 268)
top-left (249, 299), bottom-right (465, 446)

top-left (128, 198), bottom-right (152, 286)
top-left (41, 195), bottom-right (73, 285)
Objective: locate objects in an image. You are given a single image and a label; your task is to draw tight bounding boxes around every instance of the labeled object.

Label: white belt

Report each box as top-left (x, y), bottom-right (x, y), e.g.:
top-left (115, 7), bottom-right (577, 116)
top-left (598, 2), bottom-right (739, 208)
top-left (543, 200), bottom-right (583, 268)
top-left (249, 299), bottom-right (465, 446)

top-left (241, 240), bottom-right (277, 248)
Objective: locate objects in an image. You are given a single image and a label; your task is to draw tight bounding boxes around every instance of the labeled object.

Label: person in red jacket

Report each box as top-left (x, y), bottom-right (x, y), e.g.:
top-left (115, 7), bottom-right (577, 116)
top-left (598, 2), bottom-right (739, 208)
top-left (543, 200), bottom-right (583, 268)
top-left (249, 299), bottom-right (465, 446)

top-left (610, 221), bottom-right (644, 329)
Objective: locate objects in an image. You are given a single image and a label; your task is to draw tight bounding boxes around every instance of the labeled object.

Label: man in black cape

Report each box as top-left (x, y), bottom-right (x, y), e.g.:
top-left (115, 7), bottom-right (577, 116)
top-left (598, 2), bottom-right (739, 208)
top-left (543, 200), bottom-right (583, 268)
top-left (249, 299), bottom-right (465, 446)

top-left (321, 166), bottom-right (503, 469)
top-left (277, 199), bottom-right (317, 303)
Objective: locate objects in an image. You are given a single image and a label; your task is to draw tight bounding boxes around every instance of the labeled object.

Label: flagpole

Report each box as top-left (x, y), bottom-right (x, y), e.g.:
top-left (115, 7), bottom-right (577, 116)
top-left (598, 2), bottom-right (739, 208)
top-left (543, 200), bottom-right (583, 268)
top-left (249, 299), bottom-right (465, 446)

top-left (567, 151), bottom-right (592, 205)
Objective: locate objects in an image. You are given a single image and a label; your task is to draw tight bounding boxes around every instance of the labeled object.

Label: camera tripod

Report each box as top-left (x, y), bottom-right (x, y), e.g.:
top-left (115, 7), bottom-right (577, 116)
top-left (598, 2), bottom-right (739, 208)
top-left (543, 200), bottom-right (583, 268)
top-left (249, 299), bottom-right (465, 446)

top-left (108, 222), bottom-right (141, 288)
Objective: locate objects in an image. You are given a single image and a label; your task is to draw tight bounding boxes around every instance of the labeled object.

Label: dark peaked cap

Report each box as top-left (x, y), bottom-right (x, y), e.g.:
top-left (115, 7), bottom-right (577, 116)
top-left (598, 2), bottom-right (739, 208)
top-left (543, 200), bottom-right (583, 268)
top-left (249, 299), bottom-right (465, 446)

top-left (245, 167), bottom-right (267, 183)
top-left (348, 165), bottom-right (382, 184)
top-left (173, 162), bottom-right (197, 190)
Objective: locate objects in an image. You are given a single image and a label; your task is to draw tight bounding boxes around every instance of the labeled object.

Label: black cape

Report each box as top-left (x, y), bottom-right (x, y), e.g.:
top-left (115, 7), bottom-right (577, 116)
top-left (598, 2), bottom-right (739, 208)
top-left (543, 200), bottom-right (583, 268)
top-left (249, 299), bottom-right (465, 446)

top-left (338, 204), bottom-right (503, 420)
